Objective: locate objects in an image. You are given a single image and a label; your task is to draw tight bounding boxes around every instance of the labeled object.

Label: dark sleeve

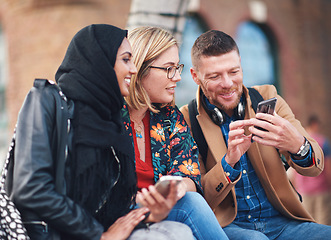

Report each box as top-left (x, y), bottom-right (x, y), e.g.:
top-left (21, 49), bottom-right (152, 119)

top-left (290, 146), bottom-right (313, 167)
top-left (11, 86), bottom-right (104, 240)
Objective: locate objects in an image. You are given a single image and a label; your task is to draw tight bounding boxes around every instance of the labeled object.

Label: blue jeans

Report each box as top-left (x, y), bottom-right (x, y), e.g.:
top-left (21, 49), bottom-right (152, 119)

top-left (166, 192), bottom-right (229, 240)
top-left (223, 215), bottom-right (331, 240)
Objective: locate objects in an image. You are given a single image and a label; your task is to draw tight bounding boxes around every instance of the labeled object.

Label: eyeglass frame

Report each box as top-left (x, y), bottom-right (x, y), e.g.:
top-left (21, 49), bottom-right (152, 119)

top-left (149, 64), bottom-right (184, 79)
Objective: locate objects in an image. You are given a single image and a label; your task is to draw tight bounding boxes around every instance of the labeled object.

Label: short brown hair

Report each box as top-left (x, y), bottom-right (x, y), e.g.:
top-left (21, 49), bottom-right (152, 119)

top-left (191, 30), bottom-right (239, 70)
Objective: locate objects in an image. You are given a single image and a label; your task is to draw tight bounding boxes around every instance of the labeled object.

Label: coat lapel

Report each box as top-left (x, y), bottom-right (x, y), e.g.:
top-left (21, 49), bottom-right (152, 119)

top-left (195, 88), bottom-right (227, 169)
top-left (197, 109), bottom-right (227, 165)
top-left (244, 91), bottom-right (277, 192)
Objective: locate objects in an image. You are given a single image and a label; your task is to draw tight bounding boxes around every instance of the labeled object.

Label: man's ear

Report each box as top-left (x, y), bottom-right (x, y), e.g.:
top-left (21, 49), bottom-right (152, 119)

top-left (190, 67), bottom-right (200, 85)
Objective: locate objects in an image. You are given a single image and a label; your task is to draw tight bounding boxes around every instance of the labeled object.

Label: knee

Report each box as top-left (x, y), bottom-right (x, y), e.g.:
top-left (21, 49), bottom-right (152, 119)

top-left (180, 191), bottom-right (206, 206)
top-left (175, 191), bottom-right (211, 216)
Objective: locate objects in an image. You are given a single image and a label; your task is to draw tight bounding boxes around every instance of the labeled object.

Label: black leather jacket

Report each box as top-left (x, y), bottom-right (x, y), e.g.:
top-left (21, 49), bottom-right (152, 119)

top-left (5, 80), bottom-right (104, 240)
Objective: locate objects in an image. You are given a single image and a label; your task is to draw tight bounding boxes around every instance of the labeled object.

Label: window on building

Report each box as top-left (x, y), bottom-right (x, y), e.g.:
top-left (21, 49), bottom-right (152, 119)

top-left (177, 14), bottom-right (208, 108)
top-left (235, 21), bottom-right (279, 90)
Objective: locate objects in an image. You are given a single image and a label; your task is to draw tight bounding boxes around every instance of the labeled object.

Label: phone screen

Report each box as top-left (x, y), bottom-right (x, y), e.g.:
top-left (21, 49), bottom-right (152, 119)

top-left (154, 176), bottom-right (182, 197)
top-left (256, 97), bottom-right (277, 114)
top-left (255, 97), bottom-right (277, 132)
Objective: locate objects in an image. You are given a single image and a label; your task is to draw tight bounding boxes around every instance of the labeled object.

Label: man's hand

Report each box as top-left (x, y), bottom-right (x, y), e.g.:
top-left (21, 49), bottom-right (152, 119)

top-left (101, 207), bottom-right (149, 240)
top-left (225, 120), bottom-right (252, 167)
top-left (136, 181), bottom-right (178, 223)
top-left (249, 112), bottom-right (305, 154)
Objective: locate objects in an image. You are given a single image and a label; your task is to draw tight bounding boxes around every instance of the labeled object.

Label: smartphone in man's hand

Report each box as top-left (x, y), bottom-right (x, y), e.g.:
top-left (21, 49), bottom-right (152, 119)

top-left (154, 176), bottom-right (182, 198)
top-left (255, 97), bottom-right (277, 131)
top-left (257, 97), bottom-right (277, 115)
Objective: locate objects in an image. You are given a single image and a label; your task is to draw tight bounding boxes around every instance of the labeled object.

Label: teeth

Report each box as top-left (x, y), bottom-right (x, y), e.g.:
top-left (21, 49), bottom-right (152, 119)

top-left (125, 79), bottom-right (130, 84)
top-left (221, 92), bottom-right (233, 96)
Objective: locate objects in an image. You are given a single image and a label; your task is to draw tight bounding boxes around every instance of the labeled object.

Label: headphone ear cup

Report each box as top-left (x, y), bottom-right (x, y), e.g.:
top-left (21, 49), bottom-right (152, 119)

top-left (237, 102), bottom-right (245, 120)
top-left (211, 107), bottom-right (224, 125)
top-left (235, 100), bottom-right (246, 120)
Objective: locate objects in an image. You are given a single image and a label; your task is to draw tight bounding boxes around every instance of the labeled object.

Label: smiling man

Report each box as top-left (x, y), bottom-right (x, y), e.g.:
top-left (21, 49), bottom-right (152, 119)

top-left (180, 30), bottom-right (331, 240)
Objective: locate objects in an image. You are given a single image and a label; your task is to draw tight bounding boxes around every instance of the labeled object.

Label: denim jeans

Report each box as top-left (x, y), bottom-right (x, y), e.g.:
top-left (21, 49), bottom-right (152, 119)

top-left (166, 192), bottom-right (229, 240)
top-left (223, 215), bottom-right (331, 240)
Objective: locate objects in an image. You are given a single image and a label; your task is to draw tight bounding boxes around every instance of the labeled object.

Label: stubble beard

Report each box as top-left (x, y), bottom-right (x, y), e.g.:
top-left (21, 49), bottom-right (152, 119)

top-left (202, 84), bottom-right (243, 113)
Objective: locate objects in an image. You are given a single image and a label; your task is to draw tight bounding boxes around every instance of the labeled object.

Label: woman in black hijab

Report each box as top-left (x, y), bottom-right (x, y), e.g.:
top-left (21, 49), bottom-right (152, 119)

top-left (56, 24), bottom-right (141, 238)
top-left (6, 24), bottom-right (193, 240)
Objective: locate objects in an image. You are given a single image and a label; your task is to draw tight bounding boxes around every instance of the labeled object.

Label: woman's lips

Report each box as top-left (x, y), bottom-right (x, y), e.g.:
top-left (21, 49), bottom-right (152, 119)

top-left (166, 86), bottom-right (176, 94)
top-left (124, 78), bottom-right (131, 85)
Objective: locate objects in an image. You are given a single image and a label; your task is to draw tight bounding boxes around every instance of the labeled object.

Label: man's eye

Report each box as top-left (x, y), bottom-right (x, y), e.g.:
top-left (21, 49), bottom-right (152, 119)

top-left (208, 75), bottom-right (219, 80)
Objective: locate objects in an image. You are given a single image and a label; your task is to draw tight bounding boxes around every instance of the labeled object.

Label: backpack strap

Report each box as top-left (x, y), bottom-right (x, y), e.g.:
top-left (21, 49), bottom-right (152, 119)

top-left (188, 88), bottom-right (264, 165)
top-left (188, 98), bottom-right (208, 165)
top-left (247, 87), bottom-right (264, 111)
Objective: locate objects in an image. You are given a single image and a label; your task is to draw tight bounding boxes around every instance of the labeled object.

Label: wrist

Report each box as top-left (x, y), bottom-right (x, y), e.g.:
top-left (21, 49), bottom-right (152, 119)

top-left (221, 157), bottom-right (241, 182)
top-left (145, 213), bottom-right (159, 223)
top-left (293, 136), bottom-right (306, 153)
top-left (224, 154), bottom-right (237, 168)
top-left (100, 232), bottom-right (110, 240)
top-left (290, 137), bottom-right (310, 159)
top-left (143, 211), bottom-right (152, 222)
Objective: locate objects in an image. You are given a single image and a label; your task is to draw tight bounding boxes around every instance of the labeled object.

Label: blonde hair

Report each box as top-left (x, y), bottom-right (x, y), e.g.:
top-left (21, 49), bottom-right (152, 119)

top-left (126, 26), bottom-right (178, 113)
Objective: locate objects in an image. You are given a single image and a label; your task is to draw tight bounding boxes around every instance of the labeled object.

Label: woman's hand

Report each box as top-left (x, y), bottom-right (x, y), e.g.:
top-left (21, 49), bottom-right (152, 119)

top-left (176, 180), bottom-right (187, 200)
top-left (177, 177), bottom-right (197, 199)
top-left (100, 207), bottom-right (149, 240)
top-left (136, 181), bottom-right (178, 223)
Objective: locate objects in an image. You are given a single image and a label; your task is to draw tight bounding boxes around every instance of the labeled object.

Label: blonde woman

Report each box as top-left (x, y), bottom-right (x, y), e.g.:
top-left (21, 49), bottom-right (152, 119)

top-left (123, 26), bottom-right (229, 240)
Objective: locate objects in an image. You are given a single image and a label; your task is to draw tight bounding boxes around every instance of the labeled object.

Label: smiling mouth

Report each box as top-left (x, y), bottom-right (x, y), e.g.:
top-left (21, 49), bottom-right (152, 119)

top-left (220, 91), bottom-right (235, 98)
top-left (125, 79), bottom-right (131, 84)
top-left (166, 86), bottom-right (176, 90)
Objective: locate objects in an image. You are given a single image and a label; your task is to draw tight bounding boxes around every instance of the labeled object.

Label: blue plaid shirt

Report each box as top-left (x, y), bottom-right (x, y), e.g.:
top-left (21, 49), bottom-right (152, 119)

top-left (205, 98), bottom-right (312, 222)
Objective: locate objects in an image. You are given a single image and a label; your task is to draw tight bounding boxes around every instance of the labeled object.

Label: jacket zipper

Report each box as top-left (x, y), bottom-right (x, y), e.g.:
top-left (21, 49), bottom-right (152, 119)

top-left (95, 146), bottom-right (121, 214)
top-left (23, 221), bottom-right (48, 232)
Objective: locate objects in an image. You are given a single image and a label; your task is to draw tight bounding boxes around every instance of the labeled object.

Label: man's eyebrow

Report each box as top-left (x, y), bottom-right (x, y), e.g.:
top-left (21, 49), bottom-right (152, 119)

top-left (231, 65), bottom-right (241, 70)
top-left (205, 66), bottom-right (240, 76)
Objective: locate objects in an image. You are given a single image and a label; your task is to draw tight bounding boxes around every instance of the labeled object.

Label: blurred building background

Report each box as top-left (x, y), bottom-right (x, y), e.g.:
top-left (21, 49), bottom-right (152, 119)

top-left (0, 0), bottom-right (330, 161)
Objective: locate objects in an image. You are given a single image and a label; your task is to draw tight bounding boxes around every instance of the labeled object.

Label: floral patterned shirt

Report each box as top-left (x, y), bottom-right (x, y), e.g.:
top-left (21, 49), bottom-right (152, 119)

top-left (122, 103), bottom-right (202, 193)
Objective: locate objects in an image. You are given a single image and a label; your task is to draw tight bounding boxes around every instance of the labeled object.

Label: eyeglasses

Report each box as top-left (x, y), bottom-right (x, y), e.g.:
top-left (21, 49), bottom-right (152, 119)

top-left (149, 64), bottom-right (184, 79)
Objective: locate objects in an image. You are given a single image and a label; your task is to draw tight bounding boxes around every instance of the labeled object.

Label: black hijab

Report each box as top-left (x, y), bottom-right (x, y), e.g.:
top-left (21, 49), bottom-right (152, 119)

top-left (55, 24), bottom-right (136, 228)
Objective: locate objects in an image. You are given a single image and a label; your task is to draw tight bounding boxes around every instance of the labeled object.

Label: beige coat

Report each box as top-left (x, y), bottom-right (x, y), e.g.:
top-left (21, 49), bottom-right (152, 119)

top-left (180, 85), bottom-right (324, 227)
